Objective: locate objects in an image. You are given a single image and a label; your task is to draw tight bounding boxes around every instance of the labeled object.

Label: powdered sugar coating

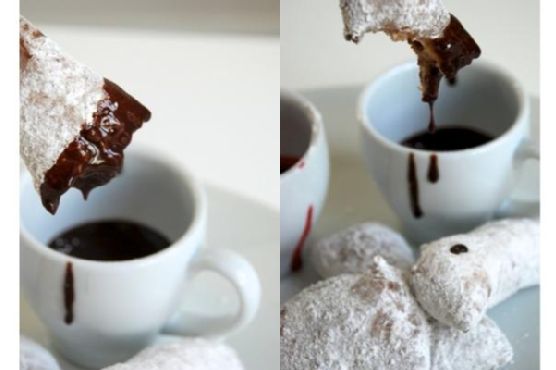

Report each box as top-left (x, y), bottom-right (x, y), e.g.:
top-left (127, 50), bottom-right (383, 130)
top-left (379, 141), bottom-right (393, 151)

top-left (281, 257), bottom-right (431, 370)
top-left (310, 223), bottom-right (415, 278)
top-left (20, 16), bottom-right (105, 191)
top-left (20, 336), bottom-right (61, 370)
top-left (103, 338), bottom-right (243, 370)
top-left (339, 0), bottom-right (450, 42)
top-left (430, 317), bottom-right (513, 370)
top-left (412, 218), bottom-right (539, 331)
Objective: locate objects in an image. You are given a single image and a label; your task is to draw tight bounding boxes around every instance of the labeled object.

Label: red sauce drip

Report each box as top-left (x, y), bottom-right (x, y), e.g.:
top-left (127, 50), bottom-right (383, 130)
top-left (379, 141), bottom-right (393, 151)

top-left (280, 155), bottom-right (302, 174)
top-left (290, 205), bottom-right (314, 272)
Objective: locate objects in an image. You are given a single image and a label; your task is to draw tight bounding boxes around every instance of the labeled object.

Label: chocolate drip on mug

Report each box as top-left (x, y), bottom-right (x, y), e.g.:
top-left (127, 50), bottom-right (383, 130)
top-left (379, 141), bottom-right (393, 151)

top-left (407, 153), bottom-right (423, 218)
top-left (64, 262), bottom-right (74, 324)
top-left (40, 79), bottom-right (151, 214)
top-left (427, 154), bottom-right (439, 183)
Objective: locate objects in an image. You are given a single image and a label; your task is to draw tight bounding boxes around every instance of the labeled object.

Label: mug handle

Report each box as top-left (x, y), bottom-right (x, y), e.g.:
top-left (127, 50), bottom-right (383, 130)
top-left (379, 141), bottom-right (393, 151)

top-left (162, 248), bottom-right (260, 337)
top-left (497, 138), bottom-right (540, 217)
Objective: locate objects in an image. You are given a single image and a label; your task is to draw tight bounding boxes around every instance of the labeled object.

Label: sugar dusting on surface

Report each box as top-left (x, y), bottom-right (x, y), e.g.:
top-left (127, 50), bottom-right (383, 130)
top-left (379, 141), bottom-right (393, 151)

top-left (310, 222), bottom-right (415, 278)
top-left (339, 0), bottom-right (450, 42)
top-left (412, 218), bottom-right (539, 331)
top-left (281, 257), bottom-right (431, 370)
top-left (430, 317), bottom-right (513, 369)
top-left (20, 16), bottom-right (105, 191)
top-left (20, 336), bottom-right (61, 370)
top-left (281, 257), bottom-right (514, 369)
top-left (102, 338), bottom-right (243, 370)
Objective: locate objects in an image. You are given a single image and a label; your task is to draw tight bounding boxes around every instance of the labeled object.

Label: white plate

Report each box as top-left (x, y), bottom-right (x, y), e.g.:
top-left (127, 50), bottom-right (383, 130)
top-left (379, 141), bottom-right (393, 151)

top-left (281, 87), bottom-right (539, 370)
top-left (21, 184), bottom-right (279, 370)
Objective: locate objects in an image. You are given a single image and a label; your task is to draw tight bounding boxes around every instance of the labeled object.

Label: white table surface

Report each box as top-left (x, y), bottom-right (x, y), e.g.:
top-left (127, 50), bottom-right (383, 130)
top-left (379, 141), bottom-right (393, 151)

top-left (281, 0), bottom-right (539, 96)
top-left (37, 24), bottom-right (280, 210)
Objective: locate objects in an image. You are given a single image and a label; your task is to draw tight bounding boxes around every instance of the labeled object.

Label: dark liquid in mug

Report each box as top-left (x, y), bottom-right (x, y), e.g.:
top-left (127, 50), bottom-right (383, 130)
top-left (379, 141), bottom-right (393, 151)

top-left (49, 220), bottom-right (171, 325)
top-left (280, 155), bottom-right (301, 174)
top-left (403, 126), bottom-right (493, 219)
top-left (48, 220), bottom-right (171, 261)
top-left (402, 126), bottom-right (493, 151)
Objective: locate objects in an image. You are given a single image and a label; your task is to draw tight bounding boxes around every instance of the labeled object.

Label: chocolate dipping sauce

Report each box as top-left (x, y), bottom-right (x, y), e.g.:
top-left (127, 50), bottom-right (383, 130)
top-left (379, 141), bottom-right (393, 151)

top-left (63, 262), bottom-right (74, 324)
top-left (402, 126), bottom-right (493, 218)
top-left (401, 126), bottom-right (493, 151)
top-left (407, 153), bottom-right (423, 219)
top-left (48, 220), bottom-right (171, 261)
top-left (40, 79), bottom-right (151, 214)
top-left (410, 15), bottom-right (481, 131)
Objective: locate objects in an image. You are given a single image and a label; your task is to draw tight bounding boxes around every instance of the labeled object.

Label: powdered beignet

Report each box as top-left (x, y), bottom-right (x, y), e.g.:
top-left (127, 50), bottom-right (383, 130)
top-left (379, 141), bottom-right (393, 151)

top-left (103, 338), bottom-right (244, 370)
top-left (281, 257), bottom-right (513, 369)
top-left (20, 16), bottom-right (151, 214)
top-left (310, 222), bottom-right (415, 278)
top-left (339, 0), bottom-right (450, 43)
top-left (412, 218), bottom-right (539, 331)
top-left (430, 318), bottom-right (513, 370)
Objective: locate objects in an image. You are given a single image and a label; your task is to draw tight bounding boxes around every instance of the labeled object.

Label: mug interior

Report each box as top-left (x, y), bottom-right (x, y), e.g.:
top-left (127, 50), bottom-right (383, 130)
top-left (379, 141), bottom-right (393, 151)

top-left (280, 92), bottom-right (314, 161)
top-left (362, 62), bottom-right (522, 145)
top-left (21, 151), bottom-right (196, 247)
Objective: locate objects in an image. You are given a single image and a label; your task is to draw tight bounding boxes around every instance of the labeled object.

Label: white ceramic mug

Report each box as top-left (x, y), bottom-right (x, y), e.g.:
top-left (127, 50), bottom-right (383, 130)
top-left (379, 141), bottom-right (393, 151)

top-left (280, 89), bottom-right (329, 276)
top-left (20, 148), bottom-right (261, 368)
top-left (359, 61), bottom-right (539, 244)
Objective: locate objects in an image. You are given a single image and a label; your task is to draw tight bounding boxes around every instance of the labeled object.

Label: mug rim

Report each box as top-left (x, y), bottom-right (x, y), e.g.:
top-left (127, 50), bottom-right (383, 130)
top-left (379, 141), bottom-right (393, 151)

top-left (19, 146), bottom-right (207, 269)
top-left (280, 88), bottom-right (324, 181)
top-left (358, 60), bottom-right (529, 157)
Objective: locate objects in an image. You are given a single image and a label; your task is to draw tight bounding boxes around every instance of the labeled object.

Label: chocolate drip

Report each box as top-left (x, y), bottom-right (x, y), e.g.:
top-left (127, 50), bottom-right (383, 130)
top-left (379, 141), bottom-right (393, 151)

top-left (40, 79), bottom-right (151, 214)
top-left (64, 262), bottom-right (74, 324)
top-left (410, 15), bottom-right (481, 131)
top-left (450, 244), bottom-right (468, 254)
top-left (411, 14), bottom-right (481, 103)
top-left (427, 154), bottom-right (439, 183)
top-left (407, 153), bottom-right (423, 218)
top-left (427, 101), bottom-right (436, 133)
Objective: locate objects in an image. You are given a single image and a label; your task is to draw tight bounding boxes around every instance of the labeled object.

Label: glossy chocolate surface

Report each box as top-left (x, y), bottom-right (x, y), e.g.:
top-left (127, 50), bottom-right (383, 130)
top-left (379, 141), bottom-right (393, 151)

top-left (40, 79), bottom-right (151, 214)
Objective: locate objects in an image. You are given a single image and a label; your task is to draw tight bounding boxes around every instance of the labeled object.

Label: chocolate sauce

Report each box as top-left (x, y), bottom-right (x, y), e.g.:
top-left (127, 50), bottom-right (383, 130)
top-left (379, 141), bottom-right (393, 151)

top-left (410, 15), bottom-right (481, 103)
top-left (281, 155), bottom-right (301, 174)
top-left (402, 126), bottom-right (493, 151)
top-left (407, 153), bottom-right (423, 219)
top-left (48, 220), bottom-right (171, 261)
top-left (64, 262), bottom-right (74, 324)
top-left (450, 244), bottom-right (468, 254)
top-left (427, 154), bottom-right (439, 183)
top-left (39, 79), bottom-right (151, 214)
top-left (410, 15), bottom-right (481, 131)
top-left (427, 101), bottom-right (436, 132)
